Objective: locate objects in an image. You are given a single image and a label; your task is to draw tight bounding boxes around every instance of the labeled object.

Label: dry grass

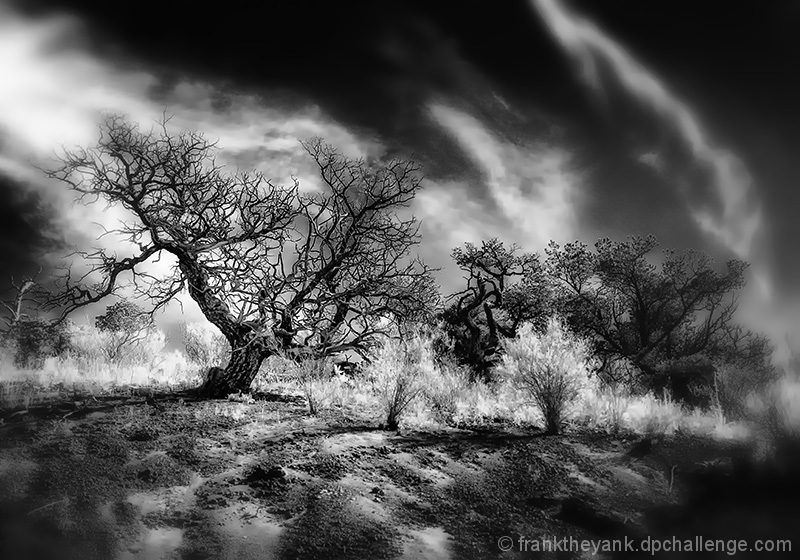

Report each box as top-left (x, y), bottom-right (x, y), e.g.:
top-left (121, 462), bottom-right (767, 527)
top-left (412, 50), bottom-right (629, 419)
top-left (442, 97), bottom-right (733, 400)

top-left (0, 322), bottom-right (763, 445)
top-left (579, 385), bottom-right (737, 437)
top-left (0, 343), bottom-right (203, 409)
top-left (365, 334), bottom-right (430, 430)
top-left (579, 385), bottom-right (631, 434)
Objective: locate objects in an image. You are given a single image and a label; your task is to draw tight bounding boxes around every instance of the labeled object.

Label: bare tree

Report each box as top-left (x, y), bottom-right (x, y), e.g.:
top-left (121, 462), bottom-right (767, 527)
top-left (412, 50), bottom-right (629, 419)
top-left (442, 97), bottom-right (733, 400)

top-left (545, 235), bottom-right (749, 386)
top-left (443, 238), bottom-right (551, 377)
top-left (1, 269), bottom-right (72, 368)
top-left (46, 115), bottom-right (438, 396)
top-left (95, 300), bottom-right (156, 364)
top-left (1, 270), bottom-right (40, 332)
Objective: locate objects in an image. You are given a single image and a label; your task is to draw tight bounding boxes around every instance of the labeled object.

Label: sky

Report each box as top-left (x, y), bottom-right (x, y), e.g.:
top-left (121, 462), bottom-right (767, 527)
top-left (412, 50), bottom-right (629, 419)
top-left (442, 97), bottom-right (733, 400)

top-left (0, 0), bottom-right (797, 362)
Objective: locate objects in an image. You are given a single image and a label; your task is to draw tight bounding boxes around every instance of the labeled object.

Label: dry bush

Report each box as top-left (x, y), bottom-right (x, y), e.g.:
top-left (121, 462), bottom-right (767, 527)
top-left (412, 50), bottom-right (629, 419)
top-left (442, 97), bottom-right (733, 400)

top-left (451, 378), bottom-right (497, 424)
top-left (624, 392), bottom-right (685, 436)
top-left (421, 374), bottom-right (540, 428)
top-left (759, 376), bottom-right (800, 442)
top-left (0, 320), bottom-right (199, 396)
top-left (68, 322), bottom-right (167, 367)
top-left (423, 362), bottom-right (471, 425)
top-left (293, 355), bottom-right (335, 415)
top-left (182, 322), bottom-right (231, 368)
top-left (2, 318), bottom-right (73, 369)
top-left (262, 354), bottom-right (360, 416)
top-left (500, 316), bottom-right (595, 434)
top-left (753, 345), bottom-right (800, 457)
top-left (581, 385), bottom-right (631, 434)
top-left (580, 386), bottom-right (732, 436)
top-left (251, 354), bottom-right (297, 390)
top-left (714, 360), bottom-right (778, 422)
top-left (366, 332), bottom-right (433, 430)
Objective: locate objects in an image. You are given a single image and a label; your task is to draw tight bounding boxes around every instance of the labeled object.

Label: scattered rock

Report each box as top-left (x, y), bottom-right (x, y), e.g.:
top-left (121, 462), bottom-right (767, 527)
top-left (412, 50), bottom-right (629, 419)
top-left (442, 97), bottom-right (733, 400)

top-left (243, 464), bottom-right (287, 485)
top-left (136, 468), bottom-right (155, 483)
top-left (124, 425), bottom-right (159, 442)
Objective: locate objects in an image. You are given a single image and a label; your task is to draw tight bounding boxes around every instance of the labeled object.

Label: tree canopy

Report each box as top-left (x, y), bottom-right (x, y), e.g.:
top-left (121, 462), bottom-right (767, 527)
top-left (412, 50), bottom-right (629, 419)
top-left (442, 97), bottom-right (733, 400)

top-left (94, 300), bottom-right (156, 364)
top-left (47, 115), bottom-right (438, 396)
top-left (544, 235), bottom-right (751, 384)
top-left (34, 114), bottom-right (772, 401)
top-left (440, 234), bottom-right (767, 396)
top-left (441, 238), bottom-right (551, 377)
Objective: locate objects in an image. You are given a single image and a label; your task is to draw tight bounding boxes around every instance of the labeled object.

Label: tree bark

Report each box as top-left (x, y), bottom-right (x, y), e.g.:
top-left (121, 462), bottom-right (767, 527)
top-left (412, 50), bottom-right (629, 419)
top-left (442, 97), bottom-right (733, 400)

top-left (200, 340), bottom-right (268, 398)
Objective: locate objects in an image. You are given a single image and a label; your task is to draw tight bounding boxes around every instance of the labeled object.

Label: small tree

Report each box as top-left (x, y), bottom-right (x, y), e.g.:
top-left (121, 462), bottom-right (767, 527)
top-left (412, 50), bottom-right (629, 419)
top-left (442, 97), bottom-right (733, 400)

top-left (1, 273), bottom-right (39, 332)
top-left (710, 324), bottom-right (776, 419)
top-left (443, 238), bottom-right (551, 379)
top-left (0, 271), bottom-right (70, 368)
top-left (545, 235), bottom-right (749, 392)
top-left (45, 115), bottom-right (438, 397)
top-left (423, 361), bottom-right (470, 426)
top-left (94, 300), bottom-right (155, 363)
top-left (753, 338), bottom-right (800, 463)
top-left (5, 318), bottom-right (72, 369)
top-left (500, 316), bottom-right (595, 434)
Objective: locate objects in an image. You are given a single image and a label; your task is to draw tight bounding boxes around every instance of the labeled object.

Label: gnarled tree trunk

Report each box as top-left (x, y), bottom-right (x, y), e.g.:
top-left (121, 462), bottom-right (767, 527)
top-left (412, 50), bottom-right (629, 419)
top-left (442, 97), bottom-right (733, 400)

top-left (200, 340), bottom-right (269, 398)
top-left (180, 256), bottom-right (273, 398)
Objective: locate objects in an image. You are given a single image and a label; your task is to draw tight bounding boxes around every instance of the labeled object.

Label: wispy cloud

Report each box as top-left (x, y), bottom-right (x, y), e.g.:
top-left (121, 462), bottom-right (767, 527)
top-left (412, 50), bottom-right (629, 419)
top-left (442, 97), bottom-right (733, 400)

top-left (0, 8), bottom-right (155, 161)
top-left (419, 102), bottom-right (580, 286)
top-left (531, 0), bottom-right (765, 290)
top-left (0, 5), bottom-right (373, 322)
top-left (0, 6), bottom-right (373, 234)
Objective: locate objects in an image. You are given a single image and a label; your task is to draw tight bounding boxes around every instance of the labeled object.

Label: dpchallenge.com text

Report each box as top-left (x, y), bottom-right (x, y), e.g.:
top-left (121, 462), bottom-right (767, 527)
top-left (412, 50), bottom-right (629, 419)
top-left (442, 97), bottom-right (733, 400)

top-left (497, 535), bottom-right (793, 555)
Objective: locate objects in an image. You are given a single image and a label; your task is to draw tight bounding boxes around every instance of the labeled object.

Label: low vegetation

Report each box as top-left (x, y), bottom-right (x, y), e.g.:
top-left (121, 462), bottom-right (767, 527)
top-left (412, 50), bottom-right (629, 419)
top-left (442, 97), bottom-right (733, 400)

top-left (499, 316), bottom-right (596, 434)
top-left (0, 315), bottom-right (781, 439)
top-left (1, 118), bottom-right (797, 559)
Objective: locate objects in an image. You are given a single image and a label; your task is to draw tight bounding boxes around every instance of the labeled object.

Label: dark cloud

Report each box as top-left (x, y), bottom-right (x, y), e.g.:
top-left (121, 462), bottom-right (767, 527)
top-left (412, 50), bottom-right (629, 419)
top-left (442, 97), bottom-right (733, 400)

top-left (570, 0), bottom-right (800, 118)
top-left (567, 0), bottom-right (800, 290)
top-left (3, 0), bottom-right (799, 324)
top-left (0, 172), bottom-right (65, 294)
top-left (10, 1), bottom-right (592, 163)
top-left (4, 0), bottom-right (605, 231)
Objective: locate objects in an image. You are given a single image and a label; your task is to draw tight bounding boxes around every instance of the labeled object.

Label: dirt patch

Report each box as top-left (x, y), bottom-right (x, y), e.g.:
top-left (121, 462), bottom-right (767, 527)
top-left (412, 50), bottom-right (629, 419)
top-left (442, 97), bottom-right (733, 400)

top-left (0, 395), bottom-right (782, 560)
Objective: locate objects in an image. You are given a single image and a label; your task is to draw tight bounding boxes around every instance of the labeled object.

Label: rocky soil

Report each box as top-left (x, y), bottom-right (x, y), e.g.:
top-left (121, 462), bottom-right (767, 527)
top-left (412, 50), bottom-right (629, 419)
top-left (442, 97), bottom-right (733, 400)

top-left (0, 391), bottom-right (796, 560)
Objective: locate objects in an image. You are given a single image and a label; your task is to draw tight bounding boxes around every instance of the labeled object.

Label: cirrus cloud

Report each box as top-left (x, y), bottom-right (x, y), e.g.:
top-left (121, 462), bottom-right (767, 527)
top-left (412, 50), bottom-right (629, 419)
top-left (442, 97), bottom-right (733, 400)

top-left (531, 0), bottom-right (766, 294)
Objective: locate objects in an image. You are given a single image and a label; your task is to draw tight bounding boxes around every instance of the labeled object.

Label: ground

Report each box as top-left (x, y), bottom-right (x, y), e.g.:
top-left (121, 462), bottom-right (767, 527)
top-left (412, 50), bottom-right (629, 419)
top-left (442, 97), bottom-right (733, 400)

top-left (0, 389), bottom-right (796, 560)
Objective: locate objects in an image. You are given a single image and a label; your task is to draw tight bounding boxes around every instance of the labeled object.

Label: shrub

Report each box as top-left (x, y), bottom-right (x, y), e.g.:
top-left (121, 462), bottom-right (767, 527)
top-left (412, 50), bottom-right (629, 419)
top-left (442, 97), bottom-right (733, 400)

top-left (70, 323), bottom-right (167, 367)
top-left (424, 363), bottom-right (471, 425)
top-left (499, 316), bottom-right (595, 434)
top-left (754, 343), bottom-right (800, 460)
top-left (182, 322), bottom-right (231, 367)
top-left (715, 360), bottom-right (777, 422)
top-left (751, 376), bottom-right (800, 469)
top-left (3, 318), bottom-right (73, 369)
top-left (625, 392), bottom-right (684, 436)
top-left (293, 355), bottom-right (333, 415)
top-left (366, 332), bottom-right (432, 430)
top-left (582, 385), bottom-right (631, 434)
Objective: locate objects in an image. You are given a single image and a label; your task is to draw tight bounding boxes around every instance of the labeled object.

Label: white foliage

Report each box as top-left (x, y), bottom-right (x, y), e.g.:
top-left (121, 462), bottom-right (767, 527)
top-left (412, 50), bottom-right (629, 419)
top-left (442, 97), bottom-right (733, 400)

top-left (500, 316), bottom-right (595, 433)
